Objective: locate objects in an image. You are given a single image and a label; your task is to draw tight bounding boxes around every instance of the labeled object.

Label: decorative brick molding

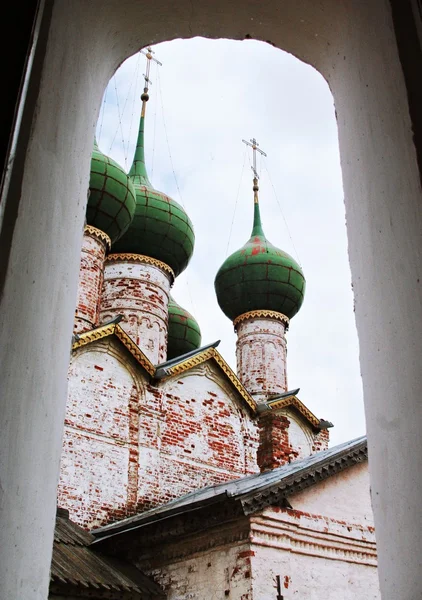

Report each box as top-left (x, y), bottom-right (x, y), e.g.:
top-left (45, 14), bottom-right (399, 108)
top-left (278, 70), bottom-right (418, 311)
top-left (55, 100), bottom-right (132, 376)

top-left (106, 252), bottom-right (175, 282)
top-left (160, 348), bottom-right (257, 413)
top-left (72, 323), bottom-right (155, 376)
top-left (84, 224), bottom-right (111, 251)
top-left (250, 508), bottom-right (377, 566)
top-left (233, 309), bottom-right (290, 331)
top-left (267, 395), bottom-right (321, 430)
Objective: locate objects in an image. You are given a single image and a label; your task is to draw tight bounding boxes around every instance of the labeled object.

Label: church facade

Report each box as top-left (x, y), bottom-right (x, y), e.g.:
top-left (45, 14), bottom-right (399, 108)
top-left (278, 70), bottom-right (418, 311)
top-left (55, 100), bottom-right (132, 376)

top-left (53, 52), bottom-right (380, 599)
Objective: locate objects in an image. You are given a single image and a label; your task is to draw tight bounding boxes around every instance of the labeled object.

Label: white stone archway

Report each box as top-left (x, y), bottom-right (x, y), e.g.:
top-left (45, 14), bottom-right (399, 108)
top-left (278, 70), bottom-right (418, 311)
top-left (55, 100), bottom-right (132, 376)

top-left (1, 1), bottom-right (422, 598)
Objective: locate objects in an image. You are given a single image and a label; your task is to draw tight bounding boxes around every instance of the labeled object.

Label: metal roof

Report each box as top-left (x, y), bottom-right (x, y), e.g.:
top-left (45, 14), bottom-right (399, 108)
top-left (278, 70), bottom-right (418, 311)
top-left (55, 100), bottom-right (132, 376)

top-left (266, 388), bottom-right (301, 402)
top-left (154, 340), bottom-right (221, 378)
top-left (94, 436), bottom-right (367, 542)
top-left (50, 510), bottom-right (165, 598)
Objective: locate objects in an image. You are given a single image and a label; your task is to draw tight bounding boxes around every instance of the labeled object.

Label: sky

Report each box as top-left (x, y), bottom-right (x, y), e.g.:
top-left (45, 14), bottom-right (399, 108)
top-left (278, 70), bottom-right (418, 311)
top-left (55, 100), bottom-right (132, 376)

top-left (96, 37), bottom-right (366, 447)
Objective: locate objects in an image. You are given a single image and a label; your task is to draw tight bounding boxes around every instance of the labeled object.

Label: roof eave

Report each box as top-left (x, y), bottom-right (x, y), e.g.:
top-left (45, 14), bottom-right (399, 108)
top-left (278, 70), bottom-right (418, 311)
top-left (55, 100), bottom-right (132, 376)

top-left (239, 439), bottom-right (367, 514)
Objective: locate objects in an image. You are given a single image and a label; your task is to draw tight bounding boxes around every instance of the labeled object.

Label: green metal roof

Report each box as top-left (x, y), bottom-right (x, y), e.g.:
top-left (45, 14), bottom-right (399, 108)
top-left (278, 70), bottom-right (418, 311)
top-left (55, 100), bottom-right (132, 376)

top-left (167, 296), bottom-right (202, 360)
top-left (86, 140), bottom-right (136, 244)
top-left (112, 111), bottom-right (195, 277)
top-left (215, 201), bottom-right (306, 321)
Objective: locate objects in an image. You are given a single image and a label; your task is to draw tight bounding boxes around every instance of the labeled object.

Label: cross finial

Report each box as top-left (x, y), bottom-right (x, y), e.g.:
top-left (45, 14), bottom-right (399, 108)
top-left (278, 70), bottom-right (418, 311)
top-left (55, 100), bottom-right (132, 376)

top-left (139, 46), bottom-right (162, 116)
top-left (242, 137), bottom-right (267, 179)
top-left (140, 46), bottom-right (163, 92)
top-left (242, 137), bottom-right (267, 203)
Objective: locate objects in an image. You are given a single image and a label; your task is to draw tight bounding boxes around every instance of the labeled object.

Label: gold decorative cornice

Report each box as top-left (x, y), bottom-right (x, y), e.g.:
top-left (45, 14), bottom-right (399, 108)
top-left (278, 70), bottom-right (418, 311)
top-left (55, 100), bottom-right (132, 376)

top-left (267, 395), bottom-right (320, 429)
top-left (72, 323), bottom-right (155, 377)
top-left (213, 351), bottom-right (257, 412)
top-left (233, 310), bottom-right (290, 331)
top-left (84, 225), bottom-right (111, 251)
top-left (106, 253), bottom-right (175, 282)
top-left (162, 348), bottom-right (257, 413)
top-left (114, 325), bottom-right (155, 376)
top-left (164, 347), bottom-right (216, 377)
top-left (72, 322), bottom-right (116, 349)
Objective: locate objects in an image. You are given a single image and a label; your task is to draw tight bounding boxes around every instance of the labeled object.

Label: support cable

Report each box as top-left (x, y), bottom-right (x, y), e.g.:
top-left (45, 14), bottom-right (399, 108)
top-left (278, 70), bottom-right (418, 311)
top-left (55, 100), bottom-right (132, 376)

top-left (262, 162), bottom-right (302, 266)
top-left (155, 64), bottom-right (198, 314)
top-left (108, 75), bottom-right (126, 166)
top-left (150, 61), bottom-right (159, 180)
top-left (125, 50), bottom-right (142, 166)
top-left (98, 84), bottom-right (109, 144)
top-left (157, 68), bottom-right (186, 210)
top-left (225, 145), bottom-right (248, 256)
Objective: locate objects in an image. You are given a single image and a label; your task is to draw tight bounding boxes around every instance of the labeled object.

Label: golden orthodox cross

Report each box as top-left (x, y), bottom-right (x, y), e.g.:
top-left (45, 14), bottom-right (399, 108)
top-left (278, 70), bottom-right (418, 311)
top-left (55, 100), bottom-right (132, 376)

top-left (242, 137), bottom-right (267, 179)
top-left (242, 137), bottom-right (267, 202)
top-left (140, 46), bottom-right (163, 92)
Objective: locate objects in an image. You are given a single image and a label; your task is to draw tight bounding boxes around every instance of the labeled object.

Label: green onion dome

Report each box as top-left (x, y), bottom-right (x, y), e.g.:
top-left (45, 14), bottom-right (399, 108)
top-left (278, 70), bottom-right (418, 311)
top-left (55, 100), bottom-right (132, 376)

top-left (112, 110), bottom-right (195, 277)
top-left (87, 139), bottom-right (136, 244)
top-left (167, 296), bottom-right (202, 359)
top-left (214, 199), bottom-right (306, 322)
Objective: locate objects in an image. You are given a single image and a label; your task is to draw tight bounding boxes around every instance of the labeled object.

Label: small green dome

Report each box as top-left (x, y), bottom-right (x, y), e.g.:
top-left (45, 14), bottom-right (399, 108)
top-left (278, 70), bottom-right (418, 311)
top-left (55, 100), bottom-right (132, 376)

top-left (215, 201), bottom-right (306, 321)
top-left (112, 112), bottom-right (194, 277)
top-left (87, 140), bottom-right (136, 244)
top-left (167, 296), bottom-right (202, 359)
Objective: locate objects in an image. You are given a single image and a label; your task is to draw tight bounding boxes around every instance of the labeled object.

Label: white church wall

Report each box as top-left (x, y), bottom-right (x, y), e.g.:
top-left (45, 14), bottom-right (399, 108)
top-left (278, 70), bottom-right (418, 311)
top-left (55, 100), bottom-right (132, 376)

top-left (136, 363), bottom-right (259, 510)
top-left (138, 469), bottom-right (378, 600)
top-left (249, 488), bottom-right (379, 599)
top-left (59, 344), bottom-right (261, 522)
top-left (291, 461), bottom-right (374, 525)
top-left (250, 542), bottom-right (380, 599)
top-left (57, 340), bottom-right (142, 528)
top-left (282, 411), bottom-right (314, 458)
top-left (147, 541), bottom-right (253, 600)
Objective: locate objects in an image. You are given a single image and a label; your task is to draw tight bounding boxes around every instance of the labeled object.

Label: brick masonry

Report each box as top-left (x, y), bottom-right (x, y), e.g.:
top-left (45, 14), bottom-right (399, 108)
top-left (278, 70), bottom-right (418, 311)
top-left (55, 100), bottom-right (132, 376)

top-left (59, 245), bottom-right (339, 530)
top-left (57, 342), bottom-right (262, 528)
top-left (147, 542), bottom-right (254, 600)
top-left (257, 409), bottom-right (329, 471)
top-left (74, 228), bottom-right (108, 334)
top-left (236, 316), bottom-right (288, 400)
top-left (58, 339), bottom-right (332, 528)
top-left (100, 258), bottom-right (172, 364)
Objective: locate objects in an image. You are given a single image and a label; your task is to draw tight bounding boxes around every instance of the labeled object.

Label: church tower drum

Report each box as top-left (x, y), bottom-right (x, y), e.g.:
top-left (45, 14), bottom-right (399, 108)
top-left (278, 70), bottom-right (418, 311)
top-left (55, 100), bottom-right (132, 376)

top-left (215, 138), bottom-right (305, 401)
top-left (74, 139), bottom-right (136, 334)
top-left (100, 48), bottom-right (195, 364)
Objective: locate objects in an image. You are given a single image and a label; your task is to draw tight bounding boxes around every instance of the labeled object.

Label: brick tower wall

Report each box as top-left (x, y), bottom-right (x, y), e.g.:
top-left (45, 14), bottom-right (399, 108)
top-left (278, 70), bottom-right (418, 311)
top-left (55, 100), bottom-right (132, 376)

top-left (74, 226), bottom-right (109, 334)
top-left (236, 316), bottom-right (288, 400)
top-left (100, 257), bottom-right (172, 364)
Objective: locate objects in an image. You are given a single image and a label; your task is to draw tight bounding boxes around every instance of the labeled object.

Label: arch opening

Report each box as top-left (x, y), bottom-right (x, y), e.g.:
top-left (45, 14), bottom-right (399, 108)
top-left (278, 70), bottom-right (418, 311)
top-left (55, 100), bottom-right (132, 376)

top-left (96, 36), bottom-right (364, 448)
top-left (1, 2), bottom-right (422, 599)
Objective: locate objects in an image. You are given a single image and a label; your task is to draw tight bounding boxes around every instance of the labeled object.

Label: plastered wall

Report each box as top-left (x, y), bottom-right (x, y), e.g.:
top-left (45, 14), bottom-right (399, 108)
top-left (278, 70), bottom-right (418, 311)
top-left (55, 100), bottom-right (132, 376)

top-left (137, 474), bottom-right (378, 600)
top-left (58, 344), bottom-right (259, 526)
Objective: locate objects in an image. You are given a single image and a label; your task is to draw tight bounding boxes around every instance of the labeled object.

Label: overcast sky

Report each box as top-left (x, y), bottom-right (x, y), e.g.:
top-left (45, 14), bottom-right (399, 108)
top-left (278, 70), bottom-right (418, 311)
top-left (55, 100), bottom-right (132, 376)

top-left (96, 37), bottom-right (366, 446)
